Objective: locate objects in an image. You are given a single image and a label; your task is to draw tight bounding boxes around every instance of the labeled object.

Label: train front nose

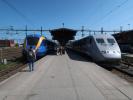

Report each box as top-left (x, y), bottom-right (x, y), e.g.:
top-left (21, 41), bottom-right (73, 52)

top-left (102, 50), bottom-right (121, 60)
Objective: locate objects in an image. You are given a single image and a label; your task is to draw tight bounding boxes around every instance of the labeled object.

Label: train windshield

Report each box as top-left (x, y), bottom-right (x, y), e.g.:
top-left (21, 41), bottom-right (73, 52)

top-left (107, 38), bottom-right (115, 44)
top-left (27, 37), bottom-right (39, 45)
top-left (96, 38), bottom-right (105, 44)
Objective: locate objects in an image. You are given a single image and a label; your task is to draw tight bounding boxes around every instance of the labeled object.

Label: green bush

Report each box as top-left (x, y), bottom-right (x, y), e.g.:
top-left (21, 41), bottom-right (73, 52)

top-left (15, 43), bottom-right (19, 47)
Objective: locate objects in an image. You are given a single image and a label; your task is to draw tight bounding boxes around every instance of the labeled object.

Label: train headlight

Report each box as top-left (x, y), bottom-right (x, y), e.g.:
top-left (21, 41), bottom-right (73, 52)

top-left (101, 50), bottom-right (110, 54)
top-left (101, 51), bottom-right (106, 54)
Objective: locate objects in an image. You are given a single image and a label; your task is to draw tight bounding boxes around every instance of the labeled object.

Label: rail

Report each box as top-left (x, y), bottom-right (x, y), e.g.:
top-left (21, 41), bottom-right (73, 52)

top-left (113, 60), bottom-right (133, 77)
top-left (0, 62), bottom-right (27, 82)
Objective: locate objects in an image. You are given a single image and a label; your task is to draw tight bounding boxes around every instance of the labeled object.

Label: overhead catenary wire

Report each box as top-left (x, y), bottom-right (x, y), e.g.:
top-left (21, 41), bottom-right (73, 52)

top-left (103, 0), bottom-right (129, 19)
top-left (96, 0), bottom-right (129, 26)
top-left (1, 0), bottom-right (34, 25)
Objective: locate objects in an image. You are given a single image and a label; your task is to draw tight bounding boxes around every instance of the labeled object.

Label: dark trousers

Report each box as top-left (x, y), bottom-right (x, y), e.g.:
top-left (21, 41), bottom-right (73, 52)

top-left (28, 61), bottom-right (34, 71)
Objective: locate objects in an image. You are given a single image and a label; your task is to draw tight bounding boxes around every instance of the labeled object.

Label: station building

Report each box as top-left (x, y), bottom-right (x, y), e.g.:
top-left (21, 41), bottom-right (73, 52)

top-left (0, 40), bottom-right (15, 47)
top-left (113, 30), bottom-right (133, 53)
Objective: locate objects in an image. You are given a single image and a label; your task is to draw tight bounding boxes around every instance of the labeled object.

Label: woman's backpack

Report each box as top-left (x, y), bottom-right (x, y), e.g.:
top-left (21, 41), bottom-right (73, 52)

top-left (28, 50), bottom-right (34, 59)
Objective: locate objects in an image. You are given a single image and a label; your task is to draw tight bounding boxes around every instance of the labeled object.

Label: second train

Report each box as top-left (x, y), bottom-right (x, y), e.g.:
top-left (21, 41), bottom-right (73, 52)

top-left (67, 34), bottom-right (121, 63)
top-left (23, 34), bottom-right (57, 59)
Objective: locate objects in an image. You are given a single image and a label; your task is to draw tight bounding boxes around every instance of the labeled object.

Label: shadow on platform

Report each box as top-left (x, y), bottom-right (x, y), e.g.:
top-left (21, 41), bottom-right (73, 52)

top-left (19, 69), bottom-right (30, 72)
top-left (66, 49), bottom-right (93, 62)
top-left (47, 51), bottom-right (57, 56)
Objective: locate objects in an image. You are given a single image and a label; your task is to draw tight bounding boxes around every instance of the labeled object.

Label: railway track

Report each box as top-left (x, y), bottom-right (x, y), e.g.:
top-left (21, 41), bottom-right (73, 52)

top-left (0, 47), bottom-right (27, 82)
top-left (0, 62), bottom-right (27, 82)
top-left (113, 60), bottom-right (133, 77)
top-left (110, 60), bottom-right (133, 83)
top-left (112, 69), bottom-right (133, 83)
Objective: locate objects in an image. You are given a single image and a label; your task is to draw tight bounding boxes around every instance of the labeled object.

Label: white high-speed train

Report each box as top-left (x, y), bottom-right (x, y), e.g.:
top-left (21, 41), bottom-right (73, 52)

top-left (67, 34), bottom-right (121, 63)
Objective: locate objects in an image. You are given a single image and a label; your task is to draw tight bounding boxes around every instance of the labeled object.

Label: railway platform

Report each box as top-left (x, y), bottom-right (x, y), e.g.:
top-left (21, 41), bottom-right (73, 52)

top-left (0, 51), bottom-right (133, 100)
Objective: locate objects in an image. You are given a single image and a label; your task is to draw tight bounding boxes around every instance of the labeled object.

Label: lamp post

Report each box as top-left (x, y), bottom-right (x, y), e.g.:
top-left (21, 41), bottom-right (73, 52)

top-left (81, 26), bottom-right (84, 37)
top-left (62, 23), bottom-right (64, 28)
top-left (128, 24), bottom-right (130, 30)
top-left (101, 27), bottom-right (103, 34)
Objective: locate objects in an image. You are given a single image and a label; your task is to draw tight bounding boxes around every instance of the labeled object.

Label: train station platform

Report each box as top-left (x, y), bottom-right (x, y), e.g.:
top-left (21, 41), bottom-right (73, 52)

top-left (0, 51), bottom-right (133, 100)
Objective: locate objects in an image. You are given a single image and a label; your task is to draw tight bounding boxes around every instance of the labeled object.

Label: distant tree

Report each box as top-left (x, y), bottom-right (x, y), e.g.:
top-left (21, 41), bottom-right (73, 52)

top-left (15, 43), bottom-right (19, 47)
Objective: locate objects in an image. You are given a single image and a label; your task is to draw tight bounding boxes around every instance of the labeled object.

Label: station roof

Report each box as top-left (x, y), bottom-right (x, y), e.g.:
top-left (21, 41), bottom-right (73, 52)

top-left (50, 28), bottom-right (77, 46)
top-left (113, 30), bottom-right (133, 44)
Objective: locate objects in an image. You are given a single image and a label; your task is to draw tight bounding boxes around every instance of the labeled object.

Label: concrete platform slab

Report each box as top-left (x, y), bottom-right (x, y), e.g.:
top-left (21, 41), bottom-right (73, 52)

top-left (0, 51), bottom-right (132, 100)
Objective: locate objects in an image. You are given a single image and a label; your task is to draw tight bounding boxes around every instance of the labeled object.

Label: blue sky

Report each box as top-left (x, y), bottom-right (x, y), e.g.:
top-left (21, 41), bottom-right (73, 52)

top-left (0, 0), bottom-right (133, 41)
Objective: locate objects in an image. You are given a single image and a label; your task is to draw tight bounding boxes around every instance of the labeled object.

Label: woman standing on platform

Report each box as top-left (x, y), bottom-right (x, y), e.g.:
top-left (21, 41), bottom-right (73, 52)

top-left (27, 46), bottom-right (36, 71)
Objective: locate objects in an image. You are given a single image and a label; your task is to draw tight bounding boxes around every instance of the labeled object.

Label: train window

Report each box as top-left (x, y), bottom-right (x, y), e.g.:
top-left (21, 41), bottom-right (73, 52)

top-left (27, 37), bottom-right (39, 45)
top-left (96, 38), bottom-right (105, 43)
top-left (107, 38), bottom-right (115, 44)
